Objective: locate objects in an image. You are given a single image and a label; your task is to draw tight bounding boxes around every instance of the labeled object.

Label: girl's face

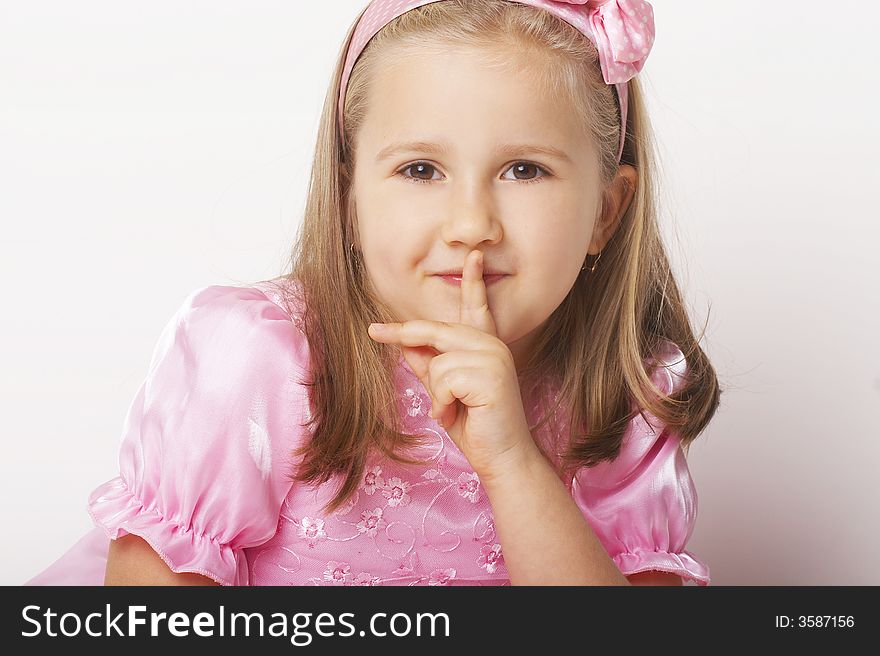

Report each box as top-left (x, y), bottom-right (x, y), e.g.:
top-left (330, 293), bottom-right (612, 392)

top-left (351, 47), bottom-right (605, 370)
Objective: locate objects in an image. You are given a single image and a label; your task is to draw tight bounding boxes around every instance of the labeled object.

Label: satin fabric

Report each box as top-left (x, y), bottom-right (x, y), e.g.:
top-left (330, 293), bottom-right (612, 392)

top-left (24, 277), bottom-right (709, 586)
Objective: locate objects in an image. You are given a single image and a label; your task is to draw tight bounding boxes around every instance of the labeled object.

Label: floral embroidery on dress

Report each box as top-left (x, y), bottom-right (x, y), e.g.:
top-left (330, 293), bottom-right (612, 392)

top-left (477, 544), bottom-right (504, 574)
top-left (308, 565), bottom-right (382, 587)
top-left (382, 476), bottom-right (412, 508)
top-left (428, 568), bottom-right (457, 586)
top-left (361, 465), bottom-right (384, 495)
top-left (473, 511), bottom-right (496, 544)
top-left (323, 561), bottom-right (351, 585)
top-left (457, 472), bottom-right (481, 503)
top-left (356, 507), bottom-right (387, 537)
top-left (404, 387), bottom-right (428, 417)
top-left (297, 517), bottom-right (327, 548)
top-left (392, 551), bottom-right (420, 576)
top-left (351, 572), bottom-right (382, 586)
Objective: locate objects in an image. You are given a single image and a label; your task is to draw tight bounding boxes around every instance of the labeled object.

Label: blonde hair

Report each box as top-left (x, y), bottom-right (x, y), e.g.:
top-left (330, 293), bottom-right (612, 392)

top-left (269, 0), bottom-right (721, 515)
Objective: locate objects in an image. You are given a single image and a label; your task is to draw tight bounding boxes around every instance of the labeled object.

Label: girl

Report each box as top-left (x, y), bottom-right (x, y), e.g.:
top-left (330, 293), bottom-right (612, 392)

top-left (25, 0), bottom-right (720, 587)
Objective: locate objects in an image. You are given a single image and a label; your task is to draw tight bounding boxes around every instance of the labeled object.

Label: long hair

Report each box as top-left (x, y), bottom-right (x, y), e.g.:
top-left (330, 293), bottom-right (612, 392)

top-left (267, 0), bottom-right (721, 515)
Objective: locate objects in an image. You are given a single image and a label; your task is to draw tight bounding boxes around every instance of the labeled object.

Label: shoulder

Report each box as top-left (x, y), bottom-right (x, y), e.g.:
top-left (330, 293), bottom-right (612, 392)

top-left (87, 278), bottom-right (315, 584)
top-left (136, 278), bottom-right (313, 484)
top-left (570, 339), bottom-right (689, 490)
top-left (248, 276), bottom-right (306, 322)
top-left (155, 277), bottom-right (310, 374)
top-left (176, 277), bottom-right (305, 334)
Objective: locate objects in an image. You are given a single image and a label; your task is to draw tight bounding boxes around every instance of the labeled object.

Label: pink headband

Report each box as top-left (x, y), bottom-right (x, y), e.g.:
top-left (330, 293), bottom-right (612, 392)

top-left (338, 0), bottom-right (656, 164)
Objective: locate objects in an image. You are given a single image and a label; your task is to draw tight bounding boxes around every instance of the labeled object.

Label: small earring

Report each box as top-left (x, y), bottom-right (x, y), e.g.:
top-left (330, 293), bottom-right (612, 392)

top-left (582, 250), bottom-right (602, 273)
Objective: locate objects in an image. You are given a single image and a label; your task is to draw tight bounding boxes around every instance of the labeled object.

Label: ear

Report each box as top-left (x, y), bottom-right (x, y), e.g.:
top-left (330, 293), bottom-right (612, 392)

top-left (588, 164), bottom-right (638, 254)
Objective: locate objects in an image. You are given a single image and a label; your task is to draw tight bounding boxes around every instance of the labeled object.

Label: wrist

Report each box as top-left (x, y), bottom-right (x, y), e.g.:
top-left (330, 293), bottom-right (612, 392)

top-left (478, 436), bottom-right (545, 491)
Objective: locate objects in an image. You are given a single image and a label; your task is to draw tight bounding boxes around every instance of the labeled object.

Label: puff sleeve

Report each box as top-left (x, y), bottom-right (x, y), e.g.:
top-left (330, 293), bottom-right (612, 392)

top-left (86, 284), bottom-right (311, 586)
top-left (570, 341), bottom-right (711, 585)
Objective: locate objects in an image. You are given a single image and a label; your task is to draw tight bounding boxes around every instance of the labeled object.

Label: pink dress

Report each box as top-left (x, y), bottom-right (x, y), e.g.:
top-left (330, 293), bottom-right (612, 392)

top-left (24, 277), bottom-right (710, 586)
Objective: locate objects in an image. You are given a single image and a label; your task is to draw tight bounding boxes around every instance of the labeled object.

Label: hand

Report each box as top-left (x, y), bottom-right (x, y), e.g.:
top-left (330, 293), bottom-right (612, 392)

top-left (367, 249), bottom-right (537, 481)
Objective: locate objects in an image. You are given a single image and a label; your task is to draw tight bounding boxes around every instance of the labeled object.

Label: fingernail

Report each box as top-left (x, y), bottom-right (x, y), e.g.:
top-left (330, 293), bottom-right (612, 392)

top-left (369, 323), bottom-right (386, 333)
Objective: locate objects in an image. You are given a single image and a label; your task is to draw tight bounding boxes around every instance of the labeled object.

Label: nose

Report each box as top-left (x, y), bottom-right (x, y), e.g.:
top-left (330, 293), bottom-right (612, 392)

top-left (440, 182), bottom-right (503, 249)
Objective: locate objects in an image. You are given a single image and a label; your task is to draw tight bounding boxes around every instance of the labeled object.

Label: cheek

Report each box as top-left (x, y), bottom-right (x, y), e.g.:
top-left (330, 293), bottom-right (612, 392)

top-left (364, 232), bottom-right (400, 267)
top-left (520, 218), bottom-right (592, 274)
top-left (355, 196), bottom-right (418, 273)
top-left (357, 218), bottom-right (427, 315)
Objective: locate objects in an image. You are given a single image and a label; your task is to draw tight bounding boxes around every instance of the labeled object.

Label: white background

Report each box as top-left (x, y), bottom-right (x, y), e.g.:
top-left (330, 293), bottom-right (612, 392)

top-left (3, 1), bottom-right (878, 585)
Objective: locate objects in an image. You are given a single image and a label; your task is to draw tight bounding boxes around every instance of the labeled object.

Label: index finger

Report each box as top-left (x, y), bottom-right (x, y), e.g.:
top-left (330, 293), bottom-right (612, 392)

top-left (460, 249), bottom-right (497, 336)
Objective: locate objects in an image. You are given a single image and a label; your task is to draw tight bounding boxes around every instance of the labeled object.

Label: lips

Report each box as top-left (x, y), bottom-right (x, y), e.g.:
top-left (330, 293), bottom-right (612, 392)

top-left (433, 269), bottom-right (507, 276)
top-left (437, 274), bottom-right (507, 287)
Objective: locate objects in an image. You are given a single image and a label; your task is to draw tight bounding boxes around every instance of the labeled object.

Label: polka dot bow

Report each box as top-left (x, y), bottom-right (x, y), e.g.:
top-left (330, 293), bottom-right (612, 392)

top-left (557, 0), bottom-right (656, 85)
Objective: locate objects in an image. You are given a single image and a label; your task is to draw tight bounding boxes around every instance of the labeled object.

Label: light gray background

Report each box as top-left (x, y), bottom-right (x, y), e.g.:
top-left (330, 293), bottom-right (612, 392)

top-left (3, 1), bottom-right (877, 585)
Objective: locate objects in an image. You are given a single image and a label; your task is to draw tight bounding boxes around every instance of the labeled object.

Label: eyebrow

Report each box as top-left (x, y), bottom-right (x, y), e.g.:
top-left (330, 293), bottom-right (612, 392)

top-left (374, 140), bottom-right (573, 164)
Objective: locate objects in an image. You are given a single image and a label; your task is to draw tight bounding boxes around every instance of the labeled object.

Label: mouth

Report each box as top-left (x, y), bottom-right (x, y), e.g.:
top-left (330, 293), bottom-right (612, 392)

top-left (435, 274), bottom-right (508, 287)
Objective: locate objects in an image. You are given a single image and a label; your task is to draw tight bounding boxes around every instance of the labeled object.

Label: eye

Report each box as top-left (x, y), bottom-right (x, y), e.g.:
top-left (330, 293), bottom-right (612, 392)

top-left (502, 162), bottom-right (551, 184)
top-left (396, 162), bottom-right (443, 185)
top-left (395, 161), bottom-right (551, 185)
